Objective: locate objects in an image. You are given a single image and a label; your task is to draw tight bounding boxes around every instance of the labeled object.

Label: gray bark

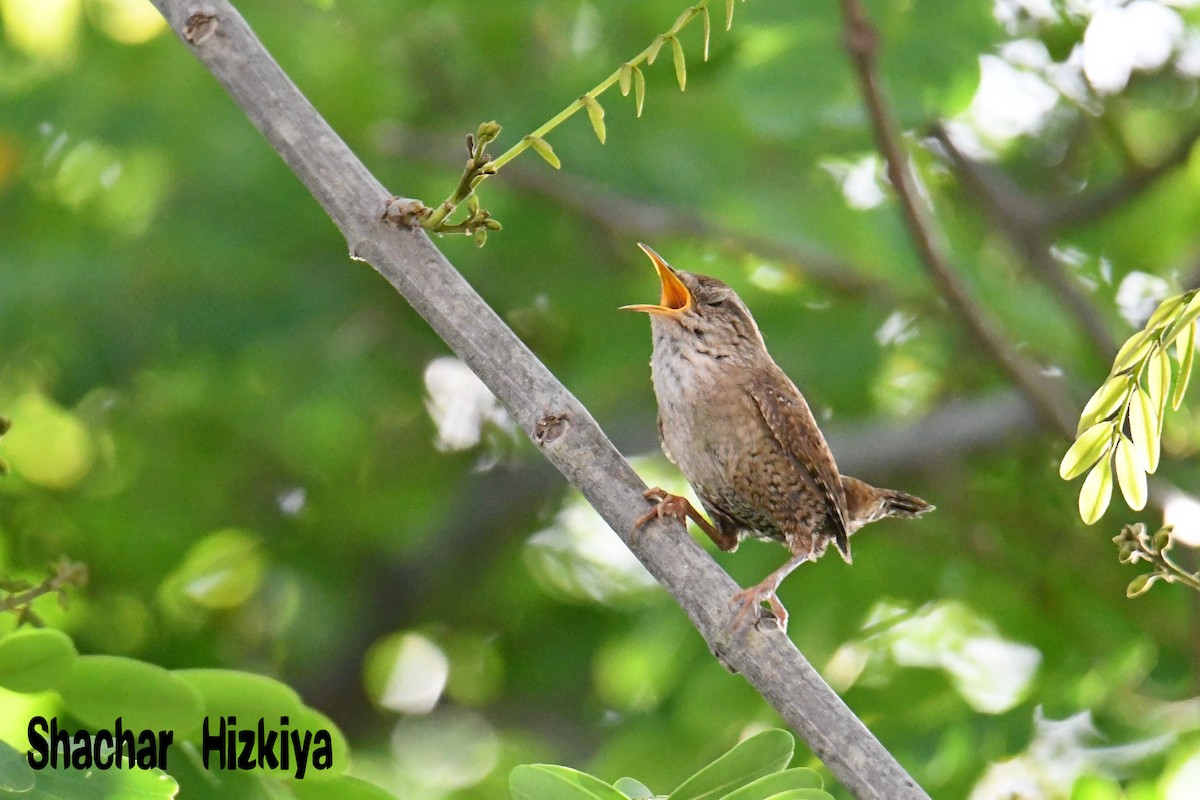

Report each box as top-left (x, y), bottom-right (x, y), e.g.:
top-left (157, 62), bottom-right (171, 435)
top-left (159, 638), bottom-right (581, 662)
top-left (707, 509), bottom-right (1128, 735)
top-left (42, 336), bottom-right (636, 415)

top-left (148, 3), bottom-right (931, 798)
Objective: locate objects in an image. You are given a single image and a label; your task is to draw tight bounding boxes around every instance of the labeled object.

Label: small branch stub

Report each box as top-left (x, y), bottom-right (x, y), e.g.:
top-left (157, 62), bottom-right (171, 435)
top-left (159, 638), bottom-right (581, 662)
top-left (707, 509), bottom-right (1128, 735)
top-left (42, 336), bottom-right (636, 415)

top-left (183, 10), bottom-right (218, 45)
top-left (533, 412), bottom-right (570, 446)
top-left (382, 196), bottom-right (432, 229)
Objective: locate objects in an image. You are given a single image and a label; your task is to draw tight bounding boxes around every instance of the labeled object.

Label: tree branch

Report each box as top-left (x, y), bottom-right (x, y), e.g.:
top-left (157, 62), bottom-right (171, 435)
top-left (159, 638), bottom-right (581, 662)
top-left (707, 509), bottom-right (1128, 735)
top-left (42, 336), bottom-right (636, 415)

top-left (838, 0), bottom-right (1077, 440)
top-left (1045, 121), bottom-right (1200, 231)
top-left (149, 2), bottom-right (930, 797)
top-left (929, 123), bottom-right (1120, 361)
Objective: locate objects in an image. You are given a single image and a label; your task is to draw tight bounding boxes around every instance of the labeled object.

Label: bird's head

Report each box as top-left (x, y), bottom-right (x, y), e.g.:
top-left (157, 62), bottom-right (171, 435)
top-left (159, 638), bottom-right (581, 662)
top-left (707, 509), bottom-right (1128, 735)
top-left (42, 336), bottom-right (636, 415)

top-left (621, 243), bottom-right (767, 361)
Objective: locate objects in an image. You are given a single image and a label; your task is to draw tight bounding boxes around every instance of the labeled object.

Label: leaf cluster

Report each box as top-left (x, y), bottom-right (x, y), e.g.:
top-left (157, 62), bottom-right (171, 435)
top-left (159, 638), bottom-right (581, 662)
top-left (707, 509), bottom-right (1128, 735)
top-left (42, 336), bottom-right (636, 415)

top-left (1060, 291), bottom-right (1200, 524)
top-left (418, 0), bottom-right (749, 238)
top-left (1112, 522), bottom-right (1200, 597)
top-left (0, 625), bottom-right (367, 800)
top-left (510, 729), bottom-right (832, 800)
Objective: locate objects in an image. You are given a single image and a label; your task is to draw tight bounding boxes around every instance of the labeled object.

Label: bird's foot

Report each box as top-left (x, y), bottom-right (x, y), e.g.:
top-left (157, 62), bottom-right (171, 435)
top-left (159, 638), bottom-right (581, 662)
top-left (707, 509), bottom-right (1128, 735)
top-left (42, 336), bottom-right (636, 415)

top-left (633, 489), bottom-right (691, 532)
top-left (632, 488), bottom-right (695, 541)
top-left (632, 487), bottom-right (734, 550)
top-left (729, 581), bottom-right (789, 633)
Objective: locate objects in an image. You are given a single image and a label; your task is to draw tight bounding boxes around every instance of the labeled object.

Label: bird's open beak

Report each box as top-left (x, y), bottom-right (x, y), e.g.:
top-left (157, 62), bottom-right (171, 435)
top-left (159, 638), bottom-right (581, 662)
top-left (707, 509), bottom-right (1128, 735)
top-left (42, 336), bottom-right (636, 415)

top-left (619, 243), bottom-right (693, 316)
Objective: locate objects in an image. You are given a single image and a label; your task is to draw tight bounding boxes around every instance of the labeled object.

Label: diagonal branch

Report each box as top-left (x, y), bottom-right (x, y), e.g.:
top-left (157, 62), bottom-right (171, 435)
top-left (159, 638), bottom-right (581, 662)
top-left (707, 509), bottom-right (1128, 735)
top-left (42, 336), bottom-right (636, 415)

top-left (149, 2), bottom-right (930, 797)
top-left (837, 0), bottom-right (1077, 440)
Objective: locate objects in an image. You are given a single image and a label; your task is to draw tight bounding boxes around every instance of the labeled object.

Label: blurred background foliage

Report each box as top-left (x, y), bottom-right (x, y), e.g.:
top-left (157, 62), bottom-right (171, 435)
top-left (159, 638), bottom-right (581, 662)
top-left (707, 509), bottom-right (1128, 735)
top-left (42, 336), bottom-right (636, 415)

top-left (2, 0), bottom-right (1200, 798)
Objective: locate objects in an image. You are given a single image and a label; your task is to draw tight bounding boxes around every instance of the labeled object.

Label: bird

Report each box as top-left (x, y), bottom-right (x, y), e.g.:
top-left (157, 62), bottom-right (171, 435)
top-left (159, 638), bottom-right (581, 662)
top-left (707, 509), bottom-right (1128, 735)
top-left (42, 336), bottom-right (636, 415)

top-left (621, 243), bottom-right (933, 630)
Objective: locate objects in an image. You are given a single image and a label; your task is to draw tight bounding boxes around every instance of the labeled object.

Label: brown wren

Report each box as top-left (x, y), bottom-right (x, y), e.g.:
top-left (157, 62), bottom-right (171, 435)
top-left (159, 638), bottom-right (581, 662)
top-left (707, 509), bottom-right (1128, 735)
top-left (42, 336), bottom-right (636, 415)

top-left (622, 244), bottom-right (933, 630)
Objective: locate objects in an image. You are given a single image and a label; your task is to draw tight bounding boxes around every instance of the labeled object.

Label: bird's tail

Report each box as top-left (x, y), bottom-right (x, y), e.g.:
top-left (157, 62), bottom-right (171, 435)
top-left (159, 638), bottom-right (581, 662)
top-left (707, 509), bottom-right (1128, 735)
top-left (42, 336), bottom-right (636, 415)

top-left (841, 476), bottom-right (934, 531)
top-left (878, 489), bottom-right (934, 518)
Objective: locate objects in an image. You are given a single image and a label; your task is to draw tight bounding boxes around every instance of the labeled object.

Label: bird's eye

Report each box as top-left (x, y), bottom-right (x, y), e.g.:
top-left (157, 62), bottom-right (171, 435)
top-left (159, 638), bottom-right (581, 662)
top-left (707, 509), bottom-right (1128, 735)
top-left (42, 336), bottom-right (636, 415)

top-left (704, 297), bottom-right (725, 307)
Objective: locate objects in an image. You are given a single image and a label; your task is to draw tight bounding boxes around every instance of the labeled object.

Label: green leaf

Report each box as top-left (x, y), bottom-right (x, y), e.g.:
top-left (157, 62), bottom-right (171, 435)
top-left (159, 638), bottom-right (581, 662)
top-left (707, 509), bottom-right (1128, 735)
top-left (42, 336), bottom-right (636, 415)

top-left (1079, 457), bottom-right (1113, 525)
top-left (23, 760), bottom-right (179, 799)
top-left (1059, 422), bottom-right (1114, 480)
top-left (1147, 347), bottom-right (1171, 422)
top-left (582, 95), bottom-right (606, 144)
top-left (288, 705), bottom-right (352, 779)
top-left (633, 66), bottom-right (646, 117)
top-left (1151, 526), bottom-right (1173, 553)
top-left (525, 136), bottom-right (561, 170)
top-left (619, 63), bottom-right (633, 96)
top-left (1126, 573), bottom-right (1157, 598)
top-left (1162, 291), bottom-right (1200, 343)
top-left (760, 791), bottom-right (834, 800)
top-left (1112, 329), bottom-right (1155, 372)
top-left (60, 655), bottom-right (205, 736)
top-left (1173, 320), bottom-right (1195, 410)
top-left (1144, 292), bottom-right (1185, 332)
top-left (646, 35), bottom-right (664, 65)
top-left (1114, 434), bottom-right (1147, 511)
top-left (1128, 387), bottom-right (1160, 473)
top-left (0, 740), bottom-right (35, 793)
top-left (293, 776), bottom-right (401, 800)
top-left (614, 777), bottom-right (654, 799)
top-left (671, 36), bottom-right (687, 90)
top-left (667, 729), bottom-right (794, 800)
top-left (1076, 375), bottom-right (1130, 435)
top-left (702, 5), bottom-right (711, 61)
top-left (175, 671), bottom-right (350, 777)
top-left (158, 528), bottom-right (264, 612)
top-left (719, 768), bottom-right (824, 800)
top-left (511, 765), bottom-right (628, 800)
top-left (0, 627), bottom-right (78, 694)
top-left (174, 668), bottom-right (304, 732)
top-left (726, 0), bottom-right (735, 30)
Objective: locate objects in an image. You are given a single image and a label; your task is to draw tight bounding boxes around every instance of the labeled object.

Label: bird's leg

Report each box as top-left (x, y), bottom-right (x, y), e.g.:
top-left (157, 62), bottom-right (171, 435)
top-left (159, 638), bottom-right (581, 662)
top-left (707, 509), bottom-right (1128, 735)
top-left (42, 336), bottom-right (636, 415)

top-left (633, 487), bottom-right (735, 550)
top-left (729, 552), bottom-right (810, 632)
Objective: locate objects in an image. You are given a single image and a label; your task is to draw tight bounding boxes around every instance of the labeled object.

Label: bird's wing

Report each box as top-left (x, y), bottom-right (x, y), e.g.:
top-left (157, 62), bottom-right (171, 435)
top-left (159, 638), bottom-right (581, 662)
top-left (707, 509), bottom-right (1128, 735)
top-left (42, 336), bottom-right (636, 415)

top-left (746, 370), bottom-right (851, 559)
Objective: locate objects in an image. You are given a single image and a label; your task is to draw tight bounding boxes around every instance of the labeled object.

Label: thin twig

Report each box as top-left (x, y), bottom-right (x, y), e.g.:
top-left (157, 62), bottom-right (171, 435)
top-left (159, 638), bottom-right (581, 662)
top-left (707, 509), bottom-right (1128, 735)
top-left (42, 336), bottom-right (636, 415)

top-left (929, 123), bottom-right (1120, 361)
top-left (0, 558), bottom-right (88, 621)
top-left (1046, 121), bottom-right (1200, 231)
top-left (838, 0), bottom-right (1077, 439)
top-left (149, 2), bottom-right (930, 797)
top-left (377, 126), bottom-right (931, 307)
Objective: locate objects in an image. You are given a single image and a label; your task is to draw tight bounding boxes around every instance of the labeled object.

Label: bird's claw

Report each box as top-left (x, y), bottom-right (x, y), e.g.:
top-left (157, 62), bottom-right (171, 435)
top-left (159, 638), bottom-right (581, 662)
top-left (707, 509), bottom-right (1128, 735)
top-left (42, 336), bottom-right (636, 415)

top-left (729, 584), bottom-right (789, 633)
top-left (631, 487), bottom-right (688, 542)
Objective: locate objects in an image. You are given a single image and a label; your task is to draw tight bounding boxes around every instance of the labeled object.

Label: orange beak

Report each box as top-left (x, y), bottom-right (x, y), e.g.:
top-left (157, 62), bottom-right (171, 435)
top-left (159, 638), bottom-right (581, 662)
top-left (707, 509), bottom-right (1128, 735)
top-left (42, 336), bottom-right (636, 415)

top-left (619, 243), bottom-right (693, 316)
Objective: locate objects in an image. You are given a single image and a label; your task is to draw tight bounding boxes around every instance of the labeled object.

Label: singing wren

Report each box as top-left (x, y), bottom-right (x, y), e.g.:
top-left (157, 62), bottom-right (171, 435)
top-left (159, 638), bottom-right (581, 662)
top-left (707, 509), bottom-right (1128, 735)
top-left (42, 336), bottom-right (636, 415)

top-left (622, 244), bottom-right (933, 630)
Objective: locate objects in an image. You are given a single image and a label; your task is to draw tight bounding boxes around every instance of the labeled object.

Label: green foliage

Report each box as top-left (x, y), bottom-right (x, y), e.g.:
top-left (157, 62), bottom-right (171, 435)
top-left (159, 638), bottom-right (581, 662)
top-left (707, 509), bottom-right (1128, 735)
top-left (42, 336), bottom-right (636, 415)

top-left (666, 729), bottom-right (794, 800)
top-left (1113, 523), bottom-right (1200, 597)
top-left (6, 1), bottom-right (1200, 799)
top-left (511, 765), bottom-right (631, 800)
top-left (0, 739), bottom-right (179, 800)
top-left (0, 620), bottom-right (359, 798)
top-left (421, 0), bottom-right (746, 236)
top-left (510, 731), bottom-right (830, 800)
top-left (292, 776), bottom-right (403, 800)
top-left (1061, 291), bottom-right (1200, 533)
top-left (0, 628), bottom-right (77, 694)
top-left (158, 528), bottom-right (266, 613)
top-left (59, 655), bottom-right (205, 734)
top-left (0, 415), bottom-right (9, 475)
